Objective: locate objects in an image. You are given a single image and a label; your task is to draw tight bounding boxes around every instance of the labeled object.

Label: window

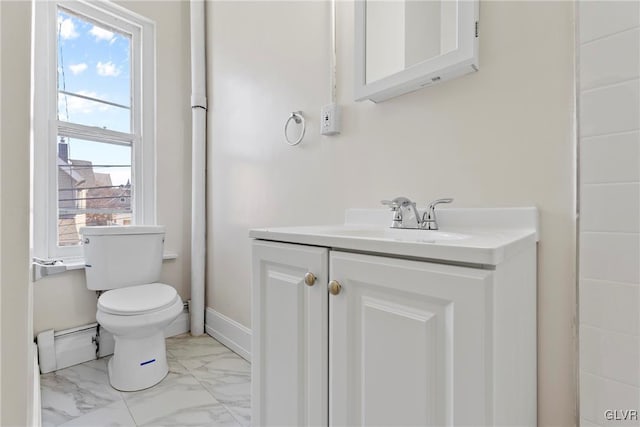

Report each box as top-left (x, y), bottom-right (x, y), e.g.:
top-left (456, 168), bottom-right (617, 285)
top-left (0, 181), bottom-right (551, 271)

top-left (32, 1), bottom-right (156, 260)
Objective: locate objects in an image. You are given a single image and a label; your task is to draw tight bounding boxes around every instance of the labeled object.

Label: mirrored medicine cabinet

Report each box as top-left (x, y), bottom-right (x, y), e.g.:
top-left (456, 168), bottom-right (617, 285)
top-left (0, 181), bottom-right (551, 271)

top-left (355, 0), bottom-right (479, 102)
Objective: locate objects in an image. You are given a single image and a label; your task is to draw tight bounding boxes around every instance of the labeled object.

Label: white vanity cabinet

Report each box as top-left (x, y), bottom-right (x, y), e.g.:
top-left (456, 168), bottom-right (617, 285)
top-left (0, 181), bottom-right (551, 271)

top-left (329, 250), bottom-right (492, 426)
top-left (252, 236), bottom-right (537, 426)
top-left (251, 241), bottom-right (329, 426)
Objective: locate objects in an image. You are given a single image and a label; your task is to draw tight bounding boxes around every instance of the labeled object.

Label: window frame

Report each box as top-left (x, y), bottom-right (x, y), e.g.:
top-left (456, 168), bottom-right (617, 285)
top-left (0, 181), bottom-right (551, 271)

top-left (32, 0), bottom-right (156, 260)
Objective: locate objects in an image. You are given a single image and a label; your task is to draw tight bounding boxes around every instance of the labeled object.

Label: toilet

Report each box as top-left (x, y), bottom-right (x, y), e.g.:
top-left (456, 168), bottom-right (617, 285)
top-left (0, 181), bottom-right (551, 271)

top-left (80, 225), bottom-right (183, 392)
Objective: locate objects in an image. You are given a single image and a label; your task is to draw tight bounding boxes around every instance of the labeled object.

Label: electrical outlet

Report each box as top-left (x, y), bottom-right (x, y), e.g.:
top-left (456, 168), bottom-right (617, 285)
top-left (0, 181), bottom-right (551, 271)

top-left (320, 103), bottom-right (341, 136)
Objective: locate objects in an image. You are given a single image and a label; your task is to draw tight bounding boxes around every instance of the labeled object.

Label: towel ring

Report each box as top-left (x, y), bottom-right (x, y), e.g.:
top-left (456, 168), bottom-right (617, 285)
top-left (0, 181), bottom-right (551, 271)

top-left (284, 111), bottom-right (306, 146)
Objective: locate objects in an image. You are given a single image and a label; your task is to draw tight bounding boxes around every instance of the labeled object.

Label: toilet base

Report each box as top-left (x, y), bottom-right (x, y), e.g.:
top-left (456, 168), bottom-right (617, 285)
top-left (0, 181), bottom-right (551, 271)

top-left (107, 331), bottom-right (169, 391)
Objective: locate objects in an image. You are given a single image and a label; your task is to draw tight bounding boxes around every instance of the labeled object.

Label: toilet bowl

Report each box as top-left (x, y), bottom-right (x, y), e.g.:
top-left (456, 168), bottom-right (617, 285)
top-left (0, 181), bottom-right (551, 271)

top-left (80, 225), bottom-right (182, 392)
top-left (96, 283), bottom-right (183, 391)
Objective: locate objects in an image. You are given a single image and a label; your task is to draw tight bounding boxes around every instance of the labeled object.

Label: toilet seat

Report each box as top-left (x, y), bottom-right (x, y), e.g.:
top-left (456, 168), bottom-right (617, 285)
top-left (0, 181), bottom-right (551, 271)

top-left (98, 283), bottom-right (178, 316)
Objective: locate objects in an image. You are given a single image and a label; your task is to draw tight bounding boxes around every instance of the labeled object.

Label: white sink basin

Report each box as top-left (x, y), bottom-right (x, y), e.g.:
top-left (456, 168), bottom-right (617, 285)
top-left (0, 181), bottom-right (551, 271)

top-left (317, 227), bottom-right (470, 243)
top-left (249, 207), bottom-right (539, 266)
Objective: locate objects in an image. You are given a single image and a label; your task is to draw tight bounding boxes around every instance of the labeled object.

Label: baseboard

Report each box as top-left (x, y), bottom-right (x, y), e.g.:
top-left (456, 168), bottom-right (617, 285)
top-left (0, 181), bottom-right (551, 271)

top-left (205, 307), bottom-right (251, 362)
top-left (37, 309), bottom-right (190, 373)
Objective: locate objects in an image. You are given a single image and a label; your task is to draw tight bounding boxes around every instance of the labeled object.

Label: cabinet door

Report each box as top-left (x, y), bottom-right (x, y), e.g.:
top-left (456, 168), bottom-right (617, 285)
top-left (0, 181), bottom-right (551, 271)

top-left (252, 241), bottom-right (328, 426)
top-left (329, 251), bottom-right (493, 426)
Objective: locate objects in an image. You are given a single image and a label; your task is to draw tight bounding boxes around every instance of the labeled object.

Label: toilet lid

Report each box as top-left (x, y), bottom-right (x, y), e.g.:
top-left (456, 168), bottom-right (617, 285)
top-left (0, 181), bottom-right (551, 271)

top-left (98, 283), bottom-right (179, 316)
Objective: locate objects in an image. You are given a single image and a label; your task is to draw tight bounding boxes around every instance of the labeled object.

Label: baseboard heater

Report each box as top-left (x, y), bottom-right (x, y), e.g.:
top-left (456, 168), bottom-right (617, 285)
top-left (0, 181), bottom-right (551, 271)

top-left (36, 302), bottom-right (190, 374)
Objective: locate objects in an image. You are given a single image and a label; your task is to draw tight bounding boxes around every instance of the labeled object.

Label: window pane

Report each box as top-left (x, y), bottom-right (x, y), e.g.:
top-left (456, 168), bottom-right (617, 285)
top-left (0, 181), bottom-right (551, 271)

top-left (57, 8), bottom-right (132, 132)
top-left (57, 137), bottom-right (132, 247)
top-left (57, 92), bottom-right (131, 133)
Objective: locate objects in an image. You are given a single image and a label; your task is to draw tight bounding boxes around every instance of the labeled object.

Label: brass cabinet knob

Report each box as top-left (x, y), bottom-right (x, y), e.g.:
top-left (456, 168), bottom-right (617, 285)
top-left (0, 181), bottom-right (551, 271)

top-left (304, 272), bottom-right (316, 286)
top-left (328, 280), bottom-right (342, 295)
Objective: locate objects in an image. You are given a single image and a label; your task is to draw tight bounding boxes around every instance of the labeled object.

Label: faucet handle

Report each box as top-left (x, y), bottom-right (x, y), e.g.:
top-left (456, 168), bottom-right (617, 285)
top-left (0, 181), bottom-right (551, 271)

top-left (381, 200), bottom-right (400, 210)
top-left (427, 198), bottom-right (453, 209)
top-left (381, 199), bottom-right (404, 226)
top-left (421, 198), bottom-right (453, 230)
top-left (382, 196), bottom-right (414, 209)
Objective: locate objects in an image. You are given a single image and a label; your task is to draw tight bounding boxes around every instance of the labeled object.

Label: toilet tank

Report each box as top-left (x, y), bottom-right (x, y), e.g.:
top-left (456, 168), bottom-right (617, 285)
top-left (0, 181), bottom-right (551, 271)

top-left (80, 226), bottom-right (165, 291)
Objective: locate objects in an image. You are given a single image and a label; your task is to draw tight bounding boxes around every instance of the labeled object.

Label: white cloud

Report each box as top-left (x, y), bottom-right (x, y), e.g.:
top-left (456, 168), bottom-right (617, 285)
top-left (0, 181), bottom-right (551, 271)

top-left (58, 17), bottom-right (78, 40)
top-left (96, 61), bottom-right (121, 77)
top-left (89, 25), bottom-right (114, 43)
top-left (68, 63), bottom-right (87, 75)
top-left (59, 90), bottom-right (96, 115)
top-left (58, 91), bottom-right (110, 117)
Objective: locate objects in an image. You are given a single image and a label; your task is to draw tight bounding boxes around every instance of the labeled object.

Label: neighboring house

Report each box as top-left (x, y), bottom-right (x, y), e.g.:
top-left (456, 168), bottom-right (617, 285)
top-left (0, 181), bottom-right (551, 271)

top-left (57, 143), bottom-right (86, 246)
top-left (57, 141), bottom-right (132, 246)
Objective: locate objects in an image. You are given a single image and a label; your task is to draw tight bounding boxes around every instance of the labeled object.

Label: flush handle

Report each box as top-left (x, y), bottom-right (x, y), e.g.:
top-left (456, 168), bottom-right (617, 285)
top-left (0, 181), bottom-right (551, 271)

top-left (328, 280), bottom-right (342, 295)
top-left (304, 272), bottom-right (316, 286)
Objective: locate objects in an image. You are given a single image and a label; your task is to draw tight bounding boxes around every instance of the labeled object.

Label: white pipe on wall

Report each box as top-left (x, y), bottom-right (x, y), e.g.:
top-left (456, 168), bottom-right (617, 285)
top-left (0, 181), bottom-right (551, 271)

top-left (190, 0), bottom-right (207, 336)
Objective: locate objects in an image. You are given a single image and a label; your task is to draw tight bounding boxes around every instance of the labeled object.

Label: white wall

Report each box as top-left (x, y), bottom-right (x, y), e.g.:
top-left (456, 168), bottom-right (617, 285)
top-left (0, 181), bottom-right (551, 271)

top-left (0, 1), bottom-right (33, 424)
top-left (32, 0), bottom-right (192, 335)
top-left (206, 1), bottom-right (577, 424)
top-left (577, 2), bottom-right (640, 425)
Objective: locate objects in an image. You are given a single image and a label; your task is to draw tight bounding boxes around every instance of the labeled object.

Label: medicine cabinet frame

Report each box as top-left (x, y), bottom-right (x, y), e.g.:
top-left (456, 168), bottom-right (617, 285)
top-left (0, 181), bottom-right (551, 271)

top-left (354, 0), bottom-right (479, 103)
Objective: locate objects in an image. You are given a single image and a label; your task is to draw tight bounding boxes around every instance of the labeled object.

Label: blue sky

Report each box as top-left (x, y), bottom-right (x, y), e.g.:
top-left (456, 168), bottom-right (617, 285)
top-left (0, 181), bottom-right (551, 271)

top-left (57, 8), bottom-right (132, 185)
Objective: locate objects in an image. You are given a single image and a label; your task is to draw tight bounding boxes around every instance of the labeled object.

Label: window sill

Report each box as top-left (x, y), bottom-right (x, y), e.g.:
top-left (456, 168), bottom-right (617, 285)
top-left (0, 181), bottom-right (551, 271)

top-left (32, 252), bottom-right (178, 281)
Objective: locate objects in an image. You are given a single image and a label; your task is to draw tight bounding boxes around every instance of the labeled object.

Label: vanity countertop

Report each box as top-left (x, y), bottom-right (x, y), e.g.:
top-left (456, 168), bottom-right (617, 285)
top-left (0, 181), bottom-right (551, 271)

top-left (249, 207), bottom-right (538, 267)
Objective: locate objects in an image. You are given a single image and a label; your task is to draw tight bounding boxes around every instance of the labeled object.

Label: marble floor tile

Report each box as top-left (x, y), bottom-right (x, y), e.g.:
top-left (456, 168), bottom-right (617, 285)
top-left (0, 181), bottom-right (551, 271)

top-left (223, 402), bottom-right (251, 427)
top-left (138, 402), bottom-right (242, 427)
top-left (81, 357), bottom-right (110, 374)
top-left (41, 360), bottom-right (123, 426)
top-left (193, 372), bottom-right (251, 426)
top-left (122, 372), bottom-right (225, 425)
top-left (178, 349), bottom-right (250, 373)
top-left (179, 350), bottom-right (252, 426)
top-left (166, 334), bottom-right (229, 359)
top-left (40, 334), bottom-right (250, 427)
top-left (58, 400), bottom-right (135, 427)
top-left (166, 354), bottom-right (189, 376)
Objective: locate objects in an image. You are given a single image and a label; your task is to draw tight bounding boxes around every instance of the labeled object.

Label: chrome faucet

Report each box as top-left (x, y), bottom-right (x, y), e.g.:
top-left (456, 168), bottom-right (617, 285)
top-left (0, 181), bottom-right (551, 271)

top-left (381, 197), bottom-right (453, 230)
